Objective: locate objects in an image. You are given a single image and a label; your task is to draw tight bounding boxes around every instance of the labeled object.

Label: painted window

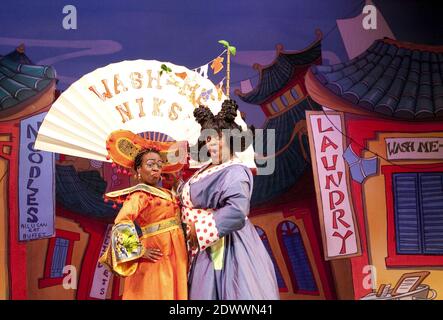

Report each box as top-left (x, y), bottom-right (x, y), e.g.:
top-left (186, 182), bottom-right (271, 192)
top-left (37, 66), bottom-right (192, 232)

top-left (277, 221), bottom-right (318, 294)
top-left (270, 101), bottom-right (280, 113)
top-left (39, 229), bottom-right (80, 288)
top-left (254, 226), bottom-right (287, 291)
top-left (290, 87), bottom-right (300, 100)
top-left (280, 95), bottom-right (289, 107)
top-left (393, 172), bottom-right (443, 255)
top-left (50, 238), bottom-right (70, 278)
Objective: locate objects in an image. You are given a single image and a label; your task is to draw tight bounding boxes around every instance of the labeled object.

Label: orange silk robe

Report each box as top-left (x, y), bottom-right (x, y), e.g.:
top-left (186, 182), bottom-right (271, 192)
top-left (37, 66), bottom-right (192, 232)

top-left (102, 185), bottom-right (188, 300)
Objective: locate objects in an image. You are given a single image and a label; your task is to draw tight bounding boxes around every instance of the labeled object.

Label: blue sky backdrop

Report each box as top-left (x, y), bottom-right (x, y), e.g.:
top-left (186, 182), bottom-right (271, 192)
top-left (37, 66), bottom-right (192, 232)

top-left (1, 0), bottom-right (440, 126)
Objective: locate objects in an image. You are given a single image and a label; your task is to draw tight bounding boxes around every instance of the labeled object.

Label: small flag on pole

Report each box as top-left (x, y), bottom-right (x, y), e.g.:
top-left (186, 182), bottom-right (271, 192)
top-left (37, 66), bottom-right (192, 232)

top-left (210, 56), bottom-right (224, 74)
top-left (175, 72), bottom-right (187, 80)
top-left (197, 64), bottom-right (209, 79)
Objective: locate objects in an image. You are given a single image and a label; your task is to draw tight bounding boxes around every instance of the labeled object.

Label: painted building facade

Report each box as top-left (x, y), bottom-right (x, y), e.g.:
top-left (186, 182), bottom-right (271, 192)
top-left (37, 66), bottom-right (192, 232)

top-left (305, 38), bottom-right (443, 300)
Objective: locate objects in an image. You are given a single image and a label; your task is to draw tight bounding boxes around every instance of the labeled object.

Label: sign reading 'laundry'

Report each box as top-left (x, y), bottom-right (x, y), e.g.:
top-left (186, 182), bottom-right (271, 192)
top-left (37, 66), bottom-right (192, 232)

top-left (386, 137), bottom-right (443, 160)
top-left (307, 111), bottom-right (361, 260)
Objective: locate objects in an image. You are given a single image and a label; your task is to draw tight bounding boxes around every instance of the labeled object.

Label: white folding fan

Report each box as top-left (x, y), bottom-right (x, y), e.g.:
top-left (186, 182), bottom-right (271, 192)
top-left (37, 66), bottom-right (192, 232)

top-left (35, 60), bottom-right (256, 169)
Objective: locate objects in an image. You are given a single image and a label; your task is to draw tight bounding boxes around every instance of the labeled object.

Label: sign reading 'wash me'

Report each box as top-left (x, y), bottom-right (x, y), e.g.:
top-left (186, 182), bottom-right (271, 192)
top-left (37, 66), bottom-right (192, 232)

top-left (386, 137), bottom-right (443, 160)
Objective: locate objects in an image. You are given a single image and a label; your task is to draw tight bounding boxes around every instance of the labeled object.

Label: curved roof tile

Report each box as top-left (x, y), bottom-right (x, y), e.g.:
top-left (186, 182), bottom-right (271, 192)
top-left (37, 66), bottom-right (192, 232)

top-left (310, 38), bottom-right (443, 120)
top-left (0, 46), bottom-right (56, 114)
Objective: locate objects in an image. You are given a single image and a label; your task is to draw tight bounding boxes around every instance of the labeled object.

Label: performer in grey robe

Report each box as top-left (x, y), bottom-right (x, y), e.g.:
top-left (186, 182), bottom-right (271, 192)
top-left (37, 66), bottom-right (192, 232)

top-left (178, 99), bottom-right (279, 300)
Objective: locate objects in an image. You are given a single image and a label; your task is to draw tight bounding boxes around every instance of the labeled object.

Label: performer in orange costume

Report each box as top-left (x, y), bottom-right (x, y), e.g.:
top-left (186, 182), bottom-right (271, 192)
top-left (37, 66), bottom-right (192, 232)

top-left (100, 148), bottom-right (188, 300)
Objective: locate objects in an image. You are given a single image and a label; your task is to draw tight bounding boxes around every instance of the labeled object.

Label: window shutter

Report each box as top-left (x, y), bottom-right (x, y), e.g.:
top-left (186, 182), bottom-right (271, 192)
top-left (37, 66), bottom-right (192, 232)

top-left (50, 238), bottom-right (69, 278)
top-left (393, 173), bottom-right (422, 254)
top-left (419, 173), bottom-right (443, 254)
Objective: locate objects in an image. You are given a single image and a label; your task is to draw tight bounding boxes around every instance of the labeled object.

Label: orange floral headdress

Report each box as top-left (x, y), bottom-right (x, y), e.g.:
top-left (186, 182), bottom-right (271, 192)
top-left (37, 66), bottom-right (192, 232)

top-left (105, 130), bottom-right (189, 175)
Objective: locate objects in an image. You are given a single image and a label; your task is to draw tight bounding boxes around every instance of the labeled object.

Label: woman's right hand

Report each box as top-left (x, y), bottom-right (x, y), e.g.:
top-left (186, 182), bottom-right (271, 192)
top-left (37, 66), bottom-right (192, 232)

top-left (143, 248), bottom-right (163, 262)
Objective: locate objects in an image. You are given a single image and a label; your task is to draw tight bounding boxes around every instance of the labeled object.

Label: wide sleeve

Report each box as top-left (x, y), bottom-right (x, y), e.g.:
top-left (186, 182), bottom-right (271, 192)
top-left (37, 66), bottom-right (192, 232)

top-left (194, 166), bottom-right (252, 250)
top-left (99, 192), bottom-right (147, 277)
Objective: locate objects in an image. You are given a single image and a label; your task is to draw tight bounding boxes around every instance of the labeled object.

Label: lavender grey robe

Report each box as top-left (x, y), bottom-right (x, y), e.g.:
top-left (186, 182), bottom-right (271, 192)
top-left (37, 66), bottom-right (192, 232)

top-left (179, 163), bottom-right (280, 300)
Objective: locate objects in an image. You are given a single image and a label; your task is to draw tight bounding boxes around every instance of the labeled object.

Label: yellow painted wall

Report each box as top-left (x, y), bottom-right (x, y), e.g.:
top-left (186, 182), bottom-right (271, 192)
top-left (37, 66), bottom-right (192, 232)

top-left (0, 158), bottom-right (10, 299)
top-left (362, 131), bottom-right (443, 300)
top-left (250, 211), bottom-right (327, 300)
top-left (26, 216), bottom-right (90, 299)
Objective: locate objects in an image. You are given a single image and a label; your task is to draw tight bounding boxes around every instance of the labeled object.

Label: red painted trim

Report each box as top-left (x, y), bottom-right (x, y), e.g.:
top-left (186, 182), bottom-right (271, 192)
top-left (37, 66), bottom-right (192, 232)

top-left (0, 122), bottom-right (28, 300)
top-left (346, 115), bottom-right (443, 154)
top-left (382, 164), bottom-right (443, 267)
top-left (57, 206), bottom-right (109, 300)
top-left (42, 236), bottom-right (56, 279)
top-left (38, 229), bottom-right (80, 289)
top-left (38, 278), bottom-right (65, 288)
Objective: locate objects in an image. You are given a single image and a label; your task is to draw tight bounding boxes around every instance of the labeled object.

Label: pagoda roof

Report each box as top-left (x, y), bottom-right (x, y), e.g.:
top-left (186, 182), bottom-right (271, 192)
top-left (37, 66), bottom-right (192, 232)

top-left (56, 165), bottom-right (118, 220)
top-left (251, 96), bottom-right (321, 206)
top-left (0, 44), bottom-right (56, 117)
top-left (236, 31), bottom-right (322, 105)
top-left (306, 38), bottom-right (443, 120)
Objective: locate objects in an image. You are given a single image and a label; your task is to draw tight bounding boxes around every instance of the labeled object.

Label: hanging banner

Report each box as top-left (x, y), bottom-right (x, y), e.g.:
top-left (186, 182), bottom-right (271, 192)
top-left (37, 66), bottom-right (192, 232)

top-left (210, 56), bottom-right (224, 74)
top-left (306, 111), bottom-right (361, 260)
top-left (197, 64), bottom-right (208, 79)
top-left (89, 224), bottom-right (114, 299)
top-left (19, 112), bottom-right (55, 241)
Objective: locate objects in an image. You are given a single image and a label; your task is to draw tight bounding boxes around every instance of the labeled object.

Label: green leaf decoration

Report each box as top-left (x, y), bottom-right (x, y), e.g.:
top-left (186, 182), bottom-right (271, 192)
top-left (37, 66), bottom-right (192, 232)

top-left (160, 64), bottom-right (172, 73)
top-left (229, 46), bottom-right (237, 56)
top-left (218, 40), bottom-right (230, 48)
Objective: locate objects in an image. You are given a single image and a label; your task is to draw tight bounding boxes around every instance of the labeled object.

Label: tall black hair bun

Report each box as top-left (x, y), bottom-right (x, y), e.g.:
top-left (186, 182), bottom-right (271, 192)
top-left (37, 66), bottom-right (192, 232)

top-left (218, 99), bottom-right (238, 123)
top-left (193, 105), bottom-right (214, 126)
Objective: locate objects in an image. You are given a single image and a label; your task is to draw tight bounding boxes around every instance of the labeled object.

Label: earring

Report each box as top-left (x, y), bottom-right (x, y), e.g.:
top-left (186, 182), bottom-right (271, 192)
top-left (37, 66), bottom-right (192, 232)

top-left (137, 173), bottom-right (141, 180)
